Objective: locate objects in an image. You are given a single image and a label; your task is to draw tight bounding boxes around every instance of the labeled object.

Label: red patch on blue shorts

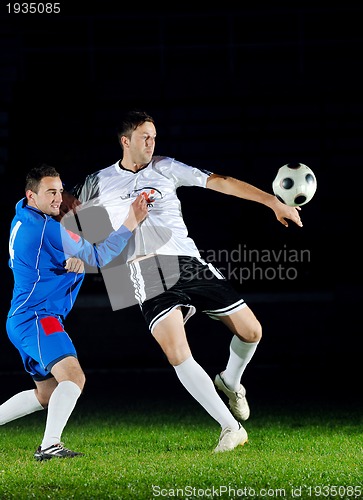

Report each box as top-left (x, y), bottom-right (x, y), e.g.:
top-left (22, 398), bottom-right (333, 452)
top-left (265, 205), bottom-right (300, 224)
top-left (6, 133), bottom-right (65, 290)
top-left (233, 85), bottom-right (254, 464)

top-left (40, 317), bottom-right (64, 336)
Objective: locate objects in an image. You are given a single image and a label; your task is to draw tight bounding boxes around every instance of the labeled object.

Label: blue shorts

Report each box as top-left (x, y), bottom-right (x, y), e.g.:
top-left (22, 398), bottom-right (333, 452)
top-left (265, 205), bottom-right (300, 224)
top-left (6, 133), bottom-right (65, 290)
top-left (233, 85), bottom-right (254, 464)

top-left (129, 255), bottom-right (247, 332)
top-left (6, 312), bottom-right (77, 381)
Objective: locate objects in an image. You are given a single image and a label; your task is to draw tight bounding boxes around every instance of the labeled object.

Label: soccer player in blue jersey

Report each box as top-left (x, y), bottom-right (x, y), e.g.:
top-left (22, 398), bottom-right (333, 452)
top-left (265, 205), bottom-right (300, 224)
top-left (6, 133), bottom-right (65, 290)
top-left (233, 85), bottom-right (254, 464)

top-left (70, 110), bottom-right (303, 453)
top-left (2, 164), bottom-right (147, 460)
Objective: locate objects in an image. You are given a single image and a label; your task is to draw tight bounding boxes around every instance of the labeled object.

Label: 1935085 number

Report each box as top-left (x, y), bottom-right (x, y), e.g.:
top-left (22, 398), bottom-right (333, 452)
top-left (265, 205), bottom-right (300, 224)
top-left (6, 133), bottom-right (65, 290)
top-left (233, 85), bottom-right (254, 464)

top-left (6, 3), bottom-right (61, 13)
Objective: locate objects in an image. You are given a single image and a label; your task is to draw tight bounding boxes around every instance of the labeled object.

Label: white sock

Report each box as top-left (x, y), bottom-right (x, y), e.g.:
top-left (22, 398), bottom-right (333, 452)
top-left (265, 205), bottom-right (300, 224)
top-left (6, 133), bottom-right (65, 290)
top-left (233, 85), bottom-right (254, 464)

top-left (222, 336), bottom-right (259, 391)
top-left (174, 356), bottom-right (239, 430)
top-left (0, 389), bottom-right (43, 424)
top-left (41, 380), bottom-right (81, 450)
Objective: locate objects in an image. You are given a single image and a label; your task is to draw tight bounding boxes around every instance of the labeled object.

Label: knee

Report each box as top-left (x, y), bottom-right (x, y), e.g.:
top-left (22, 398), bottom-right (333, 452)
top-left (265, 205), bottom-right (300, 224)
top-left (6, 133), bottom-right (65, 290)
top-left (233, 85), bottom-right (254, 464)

top-left (238, 320), bottom-right (262, 343)
top-left (252, 321), bottom-right (262, 343)
top-left (156, 338), bottom-right (192, 366)
top-left (74, 371), bottom-right (86, 392)
top-left (52, 357), bottom-right (86, 391)
top-left (81, 372), bottom-right (86, 391)
top-left (59, 369), bottom-right (86, 392)
top-left (152, 323), bottom-right (192, 366)
top-left (164, 346), bottom-right (191, 366)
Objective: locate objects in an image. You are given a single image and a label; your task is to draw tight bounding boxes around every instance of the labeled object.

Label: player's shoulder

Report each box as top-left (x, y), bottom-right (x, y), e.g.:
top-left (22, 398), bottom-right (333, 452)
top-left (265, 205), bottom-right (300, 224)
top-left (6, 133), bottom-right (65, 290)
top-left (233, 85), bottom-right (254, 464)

top-left (151, 155), bottom-right (173, 167)
top-left (86, 161), bottom-right (119, 181)
top-left (16, 200), bottom-right (46, 226)
top-left (151, 155), bottom-right (190, 172)
top-left (12, 206), bottom-right (50, 247)
top-left (71, 161), bottom-right (119, 197)
top-left (152, 156), bottom-right (212, 177)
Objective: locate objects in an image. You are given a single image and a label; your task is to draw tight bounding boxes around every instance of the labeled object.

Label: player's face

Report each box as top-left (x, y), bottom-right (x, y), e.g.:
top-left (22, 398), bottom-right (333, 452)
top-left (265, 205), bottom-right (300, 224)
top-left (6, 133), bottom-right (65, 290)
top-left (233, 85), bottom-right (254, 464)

top-left (26, 176), bottom-right (63, 217)
top-left (129, 121), bottom-right (156, 165)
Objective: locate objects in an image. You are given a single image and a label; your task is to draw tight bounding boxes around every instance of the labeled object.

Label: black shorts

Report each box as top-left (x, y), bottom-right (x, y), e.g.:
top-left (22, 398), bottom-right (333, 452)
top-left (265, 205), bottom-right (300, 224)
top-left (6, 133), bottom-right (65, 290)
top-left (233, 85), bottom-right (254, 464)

top-left (128, 255), bottom-right (247, 332)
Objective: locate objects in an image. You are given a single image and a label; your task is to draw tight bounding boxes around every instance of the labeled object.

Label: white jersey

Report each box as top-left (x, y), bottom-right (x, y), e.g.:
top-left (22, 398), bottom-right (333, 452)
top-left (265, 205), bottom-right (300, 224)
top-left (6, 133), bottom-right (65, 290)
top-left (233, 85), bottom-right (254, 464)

top-left (72, 156), bottom-right (212, 262)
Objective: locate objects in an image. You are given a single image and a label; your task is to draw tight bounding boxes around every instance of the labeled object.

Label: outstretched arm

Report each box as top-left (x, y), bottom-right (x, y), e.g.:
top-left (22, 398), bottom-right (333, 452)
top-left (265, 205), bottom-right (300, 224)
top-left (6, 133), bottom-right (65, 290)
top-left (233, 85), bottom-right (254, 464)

top-left (206, 173), bottom-right (303, 228)
top-left (60, 194), bottom-right (148, 268)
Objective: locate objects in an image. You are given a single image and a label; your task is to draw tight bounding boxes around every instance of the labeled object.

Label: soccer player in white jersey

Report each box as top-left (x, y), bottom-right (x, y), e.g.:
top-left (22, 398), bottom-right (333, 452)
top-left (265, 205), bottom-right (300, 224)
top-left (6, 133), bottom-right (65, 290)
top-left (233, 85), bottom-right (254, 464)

top-left (69, 110), bottom-right (303, 453)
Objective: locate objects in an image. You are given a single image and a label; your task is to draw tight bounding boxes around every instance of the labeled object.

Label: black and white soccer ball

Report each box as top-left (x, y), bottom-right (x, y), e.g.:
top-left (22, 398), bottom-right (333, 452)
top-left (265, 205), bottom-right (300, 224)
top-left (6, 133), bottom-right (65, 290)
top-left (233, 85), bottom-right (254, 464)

top-left (272, 163), bottom-right (317, 207)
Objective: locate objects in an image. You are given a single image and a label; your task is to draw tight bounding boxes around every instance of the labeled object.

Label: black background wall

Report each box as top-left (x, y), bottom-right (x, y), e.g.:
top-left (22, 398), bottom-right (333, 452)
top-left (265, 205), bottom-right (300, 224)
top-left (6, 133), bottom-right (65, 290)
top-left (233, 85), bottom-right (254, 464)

top-left (0, 4), bottom-right (361, 400)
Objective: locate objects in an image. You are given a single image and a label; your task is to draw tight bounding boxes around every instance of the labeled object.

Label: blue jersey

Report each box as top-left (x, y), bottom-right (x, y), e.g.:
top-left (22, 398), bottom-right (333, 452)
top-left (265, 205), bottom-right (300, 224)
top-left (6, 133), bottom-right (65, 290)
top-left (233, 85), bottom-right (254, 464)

top-left (8, 198), bottom-right (133, 319)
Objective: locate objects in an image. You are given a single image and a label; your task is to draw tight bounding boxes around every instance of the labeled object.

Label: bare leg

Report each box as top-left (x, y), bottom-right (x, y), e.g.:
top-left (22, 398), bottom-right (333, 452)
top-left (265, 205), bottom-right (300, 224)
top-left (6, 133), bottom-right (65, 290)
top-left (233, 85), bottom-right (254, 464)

top-left (152, 308), bottom-right (239, 429)
top-left (219, 306), bottom-right (261, 391)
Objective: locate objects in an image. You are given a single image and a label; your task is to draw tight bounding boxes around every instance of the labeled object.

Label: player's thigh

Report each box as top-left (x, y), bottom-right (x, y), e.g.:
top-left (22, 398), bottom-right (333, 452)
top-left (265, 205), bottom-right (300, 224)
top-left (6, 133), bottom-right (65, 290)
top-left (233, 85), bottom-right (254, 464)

top-left (219, 305), bottom-right (262, 342)
top-left (152, 307), bottom-right (191, 365)
top-left (50, 356), bottom-right (86, 390)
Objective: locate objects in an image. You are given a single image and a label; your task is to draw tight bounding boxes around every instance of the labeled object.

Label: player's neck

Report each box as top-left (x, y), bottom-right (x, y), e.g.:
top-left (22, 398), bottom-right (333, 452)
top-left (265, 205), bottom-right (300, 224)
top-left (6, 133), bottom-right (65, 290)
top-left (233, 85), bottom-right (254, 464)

top-left (119, 160), bottom-right (147, 173)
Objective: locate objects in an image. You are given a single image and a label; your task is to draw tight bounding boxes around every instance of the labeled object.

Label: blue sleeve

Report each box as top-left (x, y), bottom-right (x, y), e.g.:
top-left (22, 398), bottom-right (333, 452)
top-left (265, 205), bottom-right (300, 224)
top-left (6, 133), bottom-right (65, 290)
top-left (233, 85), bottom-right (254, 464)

top-left (59, 224), bottom-right (132, 268)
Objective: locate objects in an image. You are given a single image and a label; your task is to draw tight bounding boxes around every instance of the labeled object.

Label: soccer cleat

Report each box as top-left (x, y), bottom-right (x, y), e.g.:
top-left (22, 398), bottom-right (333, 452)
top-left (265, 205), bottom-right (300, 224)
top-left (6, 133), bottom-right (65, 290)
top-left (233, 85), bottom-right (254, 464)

top-left (34, 443), bottom-right (84, 461)
top-left (214, 424), bottom-right (248, 453)
top-left (214, 373), bottom-right (250, 421)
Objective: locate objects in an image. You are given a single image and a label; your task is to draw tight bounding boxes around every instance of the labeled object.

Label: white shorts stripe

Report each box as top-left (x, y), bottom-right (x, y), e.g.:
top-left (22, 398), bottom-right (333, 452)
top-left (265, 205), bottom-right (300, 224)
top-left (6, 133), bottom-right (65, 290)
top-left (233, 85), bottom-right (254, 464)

top-left (149, 304), bottom-right (196, 332)
top-left (129, 261), bottom-right (146, 304)
top-left (204, 298), bottom-right (246, 317)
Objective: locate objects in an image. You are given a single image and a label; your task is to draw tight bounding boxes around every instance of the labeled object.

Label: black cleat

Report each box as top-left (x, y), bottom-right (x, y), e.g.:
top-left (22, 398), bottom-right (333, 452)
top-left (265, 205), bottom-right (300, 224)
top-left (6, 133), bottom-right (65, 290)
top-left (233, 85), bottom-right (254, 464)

top-left (34, 443), bottom-right (84, 461)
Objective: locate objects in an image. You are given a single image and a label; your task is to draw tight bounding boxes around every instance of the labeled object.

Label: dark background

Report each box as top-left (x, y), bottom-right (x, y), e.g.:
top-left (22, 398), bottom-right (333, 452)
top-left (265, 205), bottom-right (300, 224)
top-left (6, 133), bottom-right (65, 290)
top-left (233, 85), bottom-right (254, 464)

top-left (0, 4), bottom-right (361, 402)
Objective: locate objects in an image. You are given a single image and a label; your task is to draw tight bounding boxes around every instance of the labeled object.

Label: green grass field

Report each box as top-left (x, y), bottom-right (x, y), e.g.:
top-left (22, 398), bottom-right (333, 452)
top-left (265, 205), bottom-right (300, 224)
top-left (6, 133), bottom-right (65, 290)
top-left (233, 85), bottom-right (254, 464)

top-left (0, 385), bottom-right (362, 500)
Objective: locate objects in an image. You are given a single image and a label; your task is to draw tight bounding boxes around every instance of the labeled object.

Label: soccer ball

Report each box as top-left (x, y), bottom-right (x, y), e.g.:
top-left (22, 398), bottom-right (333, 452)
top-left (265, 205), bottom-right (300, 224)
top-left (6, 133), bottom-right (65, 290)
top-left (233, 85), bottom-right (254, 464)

top-left (272, 162), bottom-right (317, 207)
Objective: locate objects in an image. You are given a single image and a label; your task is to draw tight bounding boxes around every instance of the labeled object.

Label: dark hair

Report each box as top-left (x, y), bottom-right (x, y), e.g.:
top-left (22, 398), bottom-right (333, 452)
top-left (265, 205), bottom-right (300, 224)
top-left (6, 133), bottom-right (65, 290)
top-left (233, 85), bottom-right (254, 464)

top-left (116, 110), bottom-right (155, 144)
top-left (25, 163), bottom-right (60, 193)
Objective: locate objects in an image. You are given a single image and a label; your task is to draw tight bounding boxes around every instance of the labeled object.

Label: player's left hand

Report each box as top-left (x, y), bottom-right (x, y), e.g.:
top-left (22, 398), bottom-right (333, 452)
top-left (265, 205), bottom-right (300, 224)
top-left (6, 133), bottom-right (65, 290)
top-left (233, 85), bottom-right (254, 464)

top-left (273, 198), bottom-right (303, 227)
top-left (64, 257), bottom-right (85, 274)
top-left (123, 194), bottom-right (149, 231)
